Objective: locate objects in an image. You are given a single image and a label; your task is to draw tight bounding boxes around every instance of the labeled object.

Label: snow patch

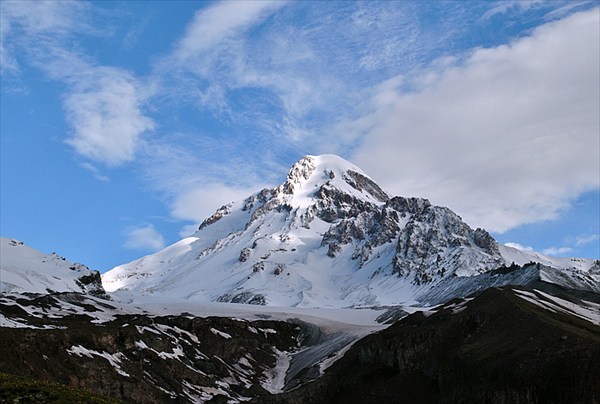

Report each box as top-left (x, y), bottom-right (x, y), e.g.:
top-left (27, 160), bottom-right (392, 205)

top-left (514, 289), bottom-right (600, 325)
top-left (261, 348), bottom-right (290, 394)
top-left (67, 345), bottom-right (130, 377)
top-left (210, 327), bottom-right (232, 339)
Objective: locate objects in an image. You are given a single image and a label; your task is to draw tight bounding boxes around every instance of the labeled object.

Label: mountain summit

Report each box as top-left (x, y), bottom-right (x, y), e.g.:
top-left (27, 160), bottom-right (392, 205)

top-left (102, 155), bottom-right (598, 307)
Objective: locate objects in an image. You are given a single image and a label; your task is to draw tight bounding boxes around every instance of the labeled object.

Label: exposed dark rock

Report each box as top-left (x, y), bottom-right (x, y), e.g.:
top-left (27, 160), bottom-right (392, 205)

top-left (343, 170), bottom-right (389, 203)
top-left (253, 262), bottom-right (265, 272)
top-left (274, 264), bottom-right (285, 276)
top-left (299, 206), bottom-right (315, 229)
top-left (392, 205), bottom-right (504, 283)
top-left (473, 227), bottom-right (500, 255)
top-left (217, 291), bottom-right (267, 305)
top-left (239, 248), bottom-right (251, 263)
top-left (367, 207), bottom-right (400, 246)
top-left (326, 243), bottom-right (341, 258)
top-left (242, 188), bottom-right (274, 212)
top-left (314, 184), bottom-right (378, 222)
top-left (374, 307), bottom-right (410, 324)
top-left (199, 204), bottom-right (232, 229)
top-left (75, 270), bottom-right (107, 298)
top-left (386, 196), bottom-right (431, 215)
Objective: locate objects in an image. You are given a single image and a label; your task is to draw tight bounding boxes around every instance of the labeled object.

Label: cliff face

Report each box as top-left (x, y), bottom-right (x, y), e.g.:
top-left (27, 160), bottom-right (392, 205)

top-left (259, 287), bottom-right (600, 404)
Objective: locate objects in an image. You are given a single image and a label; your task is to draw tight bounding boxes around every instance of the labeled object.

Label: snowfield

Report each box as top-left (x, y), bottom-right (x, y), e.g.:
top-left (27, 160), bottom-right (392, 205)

top-left (0, 237), bottom-right (103, 296)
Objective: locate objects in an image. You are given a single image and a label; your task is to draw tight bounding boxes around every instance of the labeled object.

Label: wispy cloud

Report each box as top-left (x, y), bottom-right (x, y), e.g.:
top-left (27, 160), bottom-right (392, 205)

top-left (350, 8), bottom-right (599, 232)
top-left (139, 139), bottom-right (274, 227)
top-left (506, 234), bottom-right (598, 257)
top-left (575, 233), bottom-right (600, 247)
top-left (123, 224), bottom-right (165, 251)
top-left (1, 1), bottom-right (154, 167)
top-left (543, 1), bottom-right (592, 20)
top-left (537, 232), bottom-right (599, 257)
top-left (157, 1), bottom-right (444, 148)
top-left (171, 184), bottom-right (264, 224)
top-left (0, 11), bottom-right (18, 73)
top-left (0, 0), bottom-right (90, 73)
top-left (480, 0), bottom-right (545, 20)
top-left (173, 0), bottom-right (287, 64)
top-left (62, 67), bottom-right (155, 166)
top-left (80, 162), bottom-right (110, 183)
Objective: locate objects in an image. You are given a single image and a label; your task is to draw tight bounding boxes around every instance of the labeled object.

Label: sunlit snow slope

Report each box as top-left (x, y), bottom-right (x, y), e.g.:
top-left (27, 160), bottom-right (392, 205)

top-left (0, 238), bottom-right (105, 295)
top-left (102, 155), bottom-right (598, 307)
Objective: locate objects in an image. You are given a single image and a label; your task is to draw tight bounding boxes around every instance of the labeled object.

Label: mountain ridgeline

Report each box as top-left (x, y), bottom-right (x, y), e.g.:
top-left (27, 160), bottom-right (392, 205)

top-left (102, 155), bottom-right (598, 307)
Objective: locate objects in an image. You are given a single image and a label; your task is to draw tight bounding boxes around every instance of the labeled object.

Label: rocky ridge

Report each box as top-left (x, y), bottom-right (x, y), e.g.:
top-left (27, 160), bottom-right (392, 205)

top-left (0, 238), bottom-right (106, 297)
top-left (102, 155), bottom-right (596, 307)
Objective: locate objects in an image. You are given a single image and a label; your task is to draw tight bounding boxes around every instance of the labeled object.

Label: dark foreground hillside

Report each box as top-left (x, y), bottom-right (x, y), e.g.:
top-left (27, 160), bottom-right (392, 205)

top-left (260, 287), bottom-right (600, 404)
top-left (1, 287), bottom-right (598, 403)
top-left (0, 293), bottom-right (302, 403)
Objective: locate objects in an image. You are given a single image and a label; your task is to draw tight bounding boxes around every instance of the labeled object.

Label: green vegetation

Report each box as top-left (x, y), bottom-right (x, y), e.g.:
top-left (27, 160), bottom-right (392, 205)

top-left (0, 373), bottom-right (120, 403)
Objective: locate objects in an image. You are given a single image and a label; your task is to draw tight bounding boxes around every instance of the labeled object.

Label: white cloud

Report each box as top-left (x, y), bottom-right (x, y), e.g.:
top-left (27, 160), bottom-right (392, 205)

top-left (504, 242), bottom-right (534, 251)
top-left (138, 139), bottom-right (277, 227)
top-left (351, 8), bottom-right (600, 232)
top-left (124, 225), bottom-right (165, 251)
top-left (1, 0), bottom-right (154, 167)
top-left (63, 68), bottom-right (155, 166)
top-left (542, 246), bottom-right (574, 256)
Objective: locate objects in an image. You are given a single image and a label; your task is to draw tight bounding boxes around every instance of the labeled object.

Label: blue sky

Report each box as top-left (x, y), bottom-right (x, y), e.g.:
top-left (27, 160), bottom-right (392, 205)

top-left (1, 0), bottom-right (598, 272)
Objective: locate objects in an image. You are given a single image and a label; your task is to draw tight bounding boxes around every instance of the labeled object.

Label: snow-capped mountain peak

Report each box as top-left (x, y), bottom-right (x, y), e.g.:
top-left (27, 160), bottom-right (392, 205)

top-left (279, 154), bottom-right (388, 203)
top-left (102, 155), bottom-right (598, 307)
top-left (196, 154), bottom-right (388, 237)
